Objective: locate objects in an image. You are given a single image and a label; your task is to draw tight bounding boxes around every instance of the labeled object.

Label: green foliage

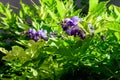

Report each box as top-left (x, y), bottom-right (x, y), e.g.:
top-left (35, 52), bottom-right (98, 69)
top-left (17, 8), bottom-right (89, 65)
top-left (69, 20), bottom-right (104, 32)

top-left (89, 0), bottom-right (99, 12)
top-left (0, 0), bottom-right (120, 80)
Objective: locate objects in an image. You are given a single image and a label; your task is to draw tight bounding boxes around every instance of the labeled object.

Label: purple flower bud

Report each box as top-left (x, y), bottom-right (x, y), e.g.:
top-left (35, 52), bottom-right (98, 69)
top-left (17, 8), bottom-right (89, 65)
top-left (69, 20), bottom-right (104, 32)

top-left (41, 30), bottom-right (47, 37)
top-left (62, 25), bottom-right (68, 31)
top-left (42, 30), bottom-right (47, 34)
top-left (27, 28), bottom-right (36, 39)
top-left (37, 30), bottom-right (48, 41)
top-left (42, 36), bottom-right (48, 41)
top-left (49, 32), bottom-right (53, 38)
top-left (28, 28), bottom-right (33, 33)
top-left (34, 35), bottom-right (39, 42)
top-left (49, 32), bottom-right (57, 38)
top-left (70, 26), bottom-right (80, 36)
top-left (88, 23), bottom-right (94, 36)
top-left (65, 25), bottom-right (86, 39)
top-left (64, 18), bottom-right (72, 23)
top-left (88, 23), bottom-right (94, 30)
top-left (101, 35), bottom-right (106, 40)
top-left (64, 18), bottom-right (74, 26)
top-left (66, 27), bottom-right (73, 36)
top-left (71, 16), bottom-right (80, 25)
top-left (29, 34), bottom-right (34, 39)
top-left (36, 30), bottom-right (42, 36)
top-left (31, 29), bottom-right (36, 35)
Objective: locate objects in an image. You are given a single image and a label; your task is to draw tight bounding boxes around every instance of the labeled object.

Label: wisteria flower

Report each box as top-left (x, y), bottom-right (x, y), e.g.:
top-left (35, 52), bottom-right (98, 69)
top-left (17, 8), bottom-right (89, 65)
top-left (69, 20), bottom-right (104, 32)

top-left (25, 28), bottom-right (48, 41)
top-left (60, 16), bottom-right (86, 40)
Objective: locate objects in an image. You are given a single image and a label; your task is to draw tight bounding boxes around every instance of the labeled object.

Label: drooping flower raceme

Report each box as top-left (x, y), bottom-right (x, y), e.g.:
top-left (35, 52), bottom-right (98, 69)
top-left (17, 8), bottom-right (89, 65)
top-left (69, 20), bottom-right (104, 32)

top-left (25, 28), bottom-right (48, 41)
top-left (60, 16), bottom-right (86, 39)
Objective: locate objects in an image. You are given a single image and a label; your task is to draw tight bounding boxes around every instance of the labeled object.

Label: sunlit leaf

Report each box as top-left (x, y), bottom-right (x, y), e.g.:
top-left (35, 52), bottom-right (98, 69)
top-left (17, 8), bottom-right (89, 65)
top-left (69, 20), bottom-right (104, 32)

top-left (114, 32), bottom-right (120, 41)
top-left (47, 9), bottom-right (58, 22)
top-left (56, 0), bottom-right (66, 19)
top-left (89, 0), bottom-right (98, 12)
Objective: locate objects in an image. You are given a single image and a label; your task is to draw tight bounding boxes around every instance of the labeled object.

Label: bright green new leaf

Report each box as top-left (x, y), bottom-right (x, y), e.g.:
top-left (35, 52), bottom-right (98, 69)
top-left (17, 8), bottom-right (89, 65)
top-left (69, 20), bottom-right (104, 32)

top-left (56, 0), bottom-right (66, 19)
top-left (2, 46), bottom-right (25, 61)
top-left (47, 9), bottom-right (58, 22)
top-left (106, 22), bottom-right (120, 32)
top-left (114, 32), bottom-right (120, 41)
top-left (89, 0), bottom-right (98, 13)
top-left (17, 23), bottom-right (30, 30)
top-left (0, 47), bottom-right (8, 54)
top-left (113, 6), bottom-right (120, 16)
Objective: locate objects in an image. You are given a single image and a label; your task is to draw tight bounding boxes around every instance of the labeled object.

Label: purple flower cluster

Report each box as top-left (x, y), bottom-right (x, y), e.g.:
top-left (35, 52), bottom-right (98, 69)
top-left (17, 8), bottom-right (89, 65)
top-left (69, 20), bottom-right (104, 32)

top-left (61, 16), bottom-right (86, 39)
top-left (26, 28), bottom-right (48, 41)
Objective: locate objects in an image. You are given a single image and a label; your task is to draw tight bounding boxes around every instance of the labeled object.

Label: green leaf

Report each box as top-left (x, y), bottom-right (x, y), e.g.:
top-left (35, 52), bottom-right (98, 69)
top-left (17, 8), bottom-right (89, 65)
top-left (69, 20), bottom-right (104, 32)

top-left (89, 0), bottom-right (98, 13)
top-left (2, 46), bottom-right (25, 61)
top-left (32, 20), bottom-right (41, 30)
top-left (113, 5), bottom-right (120, 20)
top-left (106, 22), bottom-right (120, 32)
top-left (87, 1), bottom-right (108, 20)
top-left (0, 47), bottom-right (8, 54)
top-left (42, 0), bottom-right (54, 5)
top-left (5, 4), bottom-right (12, 19)
top-left (16, 40), bottom-right (30, 47)
top-left (47, 9), bottom-right (58, 22)
top-left (96, 21), bottom-right (120, 35)
top-left (17, 23), bottom-right (30, 30)
top-left (114, 32), bottom-right (120, 41)
top-left (79, 37), bottom-right (93, 54)
top-left (113, 6), bottom-right (120, 16)
top-left (56, 0), bottom-right (66, 19)
top-left (31, 68), bottom-right (38, 77)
